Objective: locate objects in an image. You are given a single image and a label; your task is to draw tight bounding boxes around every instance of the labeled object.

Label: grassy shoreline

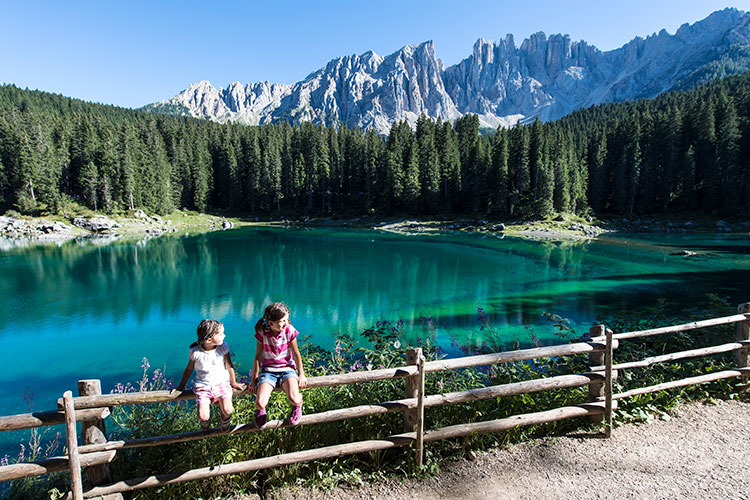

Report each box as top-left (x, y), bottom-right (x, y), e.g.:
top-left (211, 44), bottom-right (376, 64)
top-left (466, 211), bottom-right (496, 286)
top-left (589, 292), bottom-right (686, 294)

top-left (1, 208), bottom-right (748, 251)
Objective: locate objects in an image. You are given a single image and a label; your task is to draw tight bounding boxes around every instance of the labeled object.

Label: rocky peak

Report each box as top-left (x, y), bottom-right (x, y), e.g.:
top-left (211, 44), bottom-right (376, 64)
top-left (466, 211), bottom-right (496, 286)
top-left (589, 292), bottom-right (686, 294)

top-left (145, 9), bottom-right (750, 133)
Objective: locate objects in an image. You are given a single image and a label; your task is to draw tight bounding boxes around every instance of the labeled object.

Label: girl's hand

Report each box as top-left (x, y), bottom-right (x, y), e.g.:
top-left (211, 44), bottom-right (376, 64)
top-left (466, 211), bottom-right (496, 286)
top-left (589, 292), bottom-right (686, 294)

top-left (233, 383), bottom-right (247, 393)
top-left (248, 382), bottom-right (257, 394)
top-left (298, 375), bottom-right (308, 389)
top-left (170, 387), bottom-right (184, 397)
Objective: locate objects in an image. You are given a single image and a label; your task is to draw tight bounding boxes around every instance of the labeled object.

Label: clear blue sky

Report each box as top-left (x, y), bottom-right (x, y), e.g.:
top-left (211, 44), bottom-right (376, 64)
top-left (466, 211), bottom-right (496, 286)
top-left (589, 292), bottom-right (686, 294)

top-left (1, 1), bottom-right (747, 109)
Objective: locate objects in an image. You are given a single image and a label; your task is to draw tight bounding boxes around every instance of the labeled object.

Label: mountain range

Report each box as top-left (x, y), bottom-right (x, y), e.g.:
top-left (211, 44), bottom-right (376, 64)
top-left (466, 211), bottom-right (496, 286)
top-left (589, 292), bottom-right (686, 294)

top-left (143, 8), bottom-right (750, 134)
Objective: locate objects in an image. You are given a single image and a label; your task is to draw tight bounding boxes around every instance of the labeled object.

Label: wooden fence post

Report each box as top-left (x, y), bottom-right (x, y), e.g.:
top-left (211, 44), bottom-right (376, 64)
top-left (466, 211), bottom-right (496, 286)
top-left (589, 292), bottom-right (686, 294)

top-left (588, 325), bottom-right (606, 424)
top-left (404, 349), bottom-right (426, 467)
top-left (415, 349), bottom-right (425, 468)
top-left (78, 380), bottom-right (123, 500)
top-left (737, 302), bottom-right (750, 379)
top-left (63, 391), bottom-right (83, 500)
top-left (404, 349), bottom-right (419, 432)
top-left (604, 328), bottom-right (614, 437)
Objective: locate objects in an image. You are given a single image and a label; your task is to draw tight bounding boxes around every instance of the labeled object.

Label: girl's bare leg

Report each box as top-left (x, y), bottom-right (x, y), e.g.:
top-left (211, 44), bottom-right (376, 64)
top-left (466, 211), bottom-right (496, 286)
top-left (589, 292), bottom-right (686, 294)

top-left (219, 397), bottom-right (233, 419)
top-left (197, 400), bottom-right (210, 428)
top-left (282, 378), bottom-right (302, 407)
top-left (255, 383), bottom-right (274, 410)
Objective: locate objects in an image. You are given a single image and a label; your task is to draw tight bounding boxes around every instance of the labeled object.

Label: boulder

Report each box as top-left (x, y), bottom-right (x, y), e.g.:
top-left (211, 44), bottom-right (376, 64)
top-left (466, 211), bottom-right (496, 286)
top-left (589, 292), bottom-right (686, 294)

top-left (73, 216), bottom-right (116, 232)
top-left (133, 209), bottom-right (148, 219)
top-left (491, 223), bottom-right (506, 232)
top-left (221, 219), bottom-right (234, 229)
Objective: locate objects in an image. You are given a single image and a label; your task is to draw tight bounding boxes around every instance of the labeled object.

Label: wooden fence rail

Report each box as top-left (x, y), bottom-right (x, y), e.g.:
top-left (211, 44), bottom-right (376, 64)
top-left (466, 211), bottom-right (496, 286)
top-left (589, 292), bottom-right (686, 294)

top-left (0, 304), bottom-right (747, 500)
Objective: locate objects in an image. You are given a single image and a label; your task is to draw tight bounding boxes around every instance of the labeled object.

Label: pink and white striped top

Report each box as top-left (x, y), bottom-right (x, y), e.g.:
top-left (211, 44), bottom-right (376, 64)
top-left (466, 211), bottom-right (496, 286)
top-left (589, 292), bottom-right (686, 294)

top-left (255, 324), bottom-right (299, 372)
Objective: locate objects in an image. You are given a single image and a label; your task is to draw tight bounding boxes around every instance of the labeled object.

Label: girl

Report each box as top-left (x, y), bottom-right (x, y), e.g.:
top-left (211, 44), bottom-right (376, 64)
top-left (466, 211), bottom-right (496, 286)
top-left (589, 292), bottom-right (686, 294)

top-left (174, 319), bottom-right (245, 431)
top-left (249, 302), bottom-right (307, 428)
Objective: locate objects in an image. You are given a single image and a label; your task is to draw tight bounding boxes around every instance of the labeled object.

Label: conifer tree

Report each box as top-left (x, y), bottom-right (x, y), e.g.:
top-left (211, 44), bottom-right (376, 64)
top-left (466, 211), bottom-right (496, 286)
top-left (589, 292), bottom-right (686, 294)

top-left (489, 128), bottom-right (509, 214)
top-left (714, 90), bottom-right (741, 212)
top-left (416, 115), bottom-right (440, 213)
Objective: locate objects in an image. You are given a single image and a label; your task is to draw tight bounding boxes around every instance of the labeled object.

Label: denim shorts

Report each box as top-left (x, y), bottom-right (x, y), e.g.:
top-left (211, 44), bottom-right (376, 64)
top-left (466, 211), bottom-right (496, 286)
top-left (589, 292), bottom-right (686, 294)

top-left (256, 369), bottom-right (298, 388)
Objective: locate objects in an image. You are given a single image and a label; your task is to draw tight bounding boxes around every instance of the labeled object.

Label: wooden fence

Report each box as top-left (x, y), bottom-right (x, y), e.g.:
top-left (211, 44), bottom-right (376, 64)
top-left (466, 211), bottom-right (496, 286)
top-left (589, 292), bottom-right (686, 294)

top-left (1, 303), bottom-right (748, 499)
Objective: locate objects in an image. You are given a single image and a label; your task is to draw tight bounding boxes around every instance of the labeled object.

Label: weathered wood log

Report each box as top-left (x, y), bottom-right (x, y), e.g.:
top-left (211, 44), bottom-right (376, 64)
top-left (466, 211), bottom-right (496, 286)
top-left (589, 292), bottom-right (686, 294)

top-left (57, 389), bottom-right (196, 411)
top-left (0, 451), bottom-right (116, 482)
top-left (63, 391), bottom-right (83, 500)
top-left (604, 328), bottom-right (613, 438)
top-left (78, 380), bottom-right (116, 491)
top-left (422, 372), bottom-right (609, 407)
top-left (61, 340), bottom-right (616, 412)
top-left (591, 341), bottom-right (750, 371)
top-left (424, 340), bottom-right (615, 373)
top-left (591, 313), bottom-right (749, 341)
top-left (79, 371), bottom-right (605, 454)
top-left (588, 325), bottom-right (606, 424)
top-left (306, 366), bottom-right (418, 388)
top-left (58, 366), bottom-right (419, 410)
top-left (81, 434), bottom-right (416, 497)
top-left (609, 368), bottom-right (750, 400)
top-left (0, 408), bottom-right (110, 432)
top-left (404, 349), bottom-right (420, 432)
top-left (415, 350), bottom-right (426, 468)
top-left (737, 303), bottom-right (750, 373)
top-left (422, 401), bottom-right (614, 442)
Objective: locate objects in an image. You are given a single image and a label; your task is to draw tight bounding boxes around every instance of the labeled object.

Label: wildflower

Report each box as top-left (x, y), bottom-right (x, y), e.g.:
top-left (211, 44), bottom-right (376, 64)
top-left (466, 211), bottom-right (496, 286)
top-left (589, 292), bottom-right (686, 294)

top-left (1, 456), bottom-right (8, 467)
top-left (366, 363), bottom-right (373, 371)
top-left (437, 380), bottom-right (445, 391)
top-left (393, 340), bottom-right (401, 349)
top-left (141, 358), bottom-right (150, 370)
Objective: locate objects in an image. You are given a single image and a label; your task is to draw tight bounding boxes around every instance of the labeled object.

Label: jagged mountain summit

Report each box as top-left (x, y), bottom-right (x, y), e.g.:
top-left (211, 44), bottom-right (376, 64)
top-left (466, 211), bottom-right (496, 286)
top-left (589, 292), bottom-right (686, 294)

top-left (143, 8), bottom-right (750, 134)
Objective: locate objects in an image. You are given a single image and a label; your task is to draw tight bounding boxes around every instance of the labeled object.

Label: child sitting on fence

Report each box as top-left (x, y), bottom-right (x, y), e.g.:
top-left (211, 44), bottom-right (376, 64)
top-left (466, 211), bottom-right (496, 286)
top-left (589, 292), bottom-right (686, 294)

top-left (249, 302), bottom-right (308, 429)
top-left (173, 319), bottom-right (246, 431)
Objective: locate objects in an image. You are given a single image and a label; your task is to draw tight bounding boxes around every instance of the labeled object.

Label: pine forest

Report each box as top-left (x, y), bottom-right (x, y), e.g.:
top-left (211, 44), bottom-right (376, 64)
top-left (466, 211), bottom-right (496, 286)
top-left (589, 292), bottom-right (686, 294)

top-left (1, 72), bottom-right (749, 219)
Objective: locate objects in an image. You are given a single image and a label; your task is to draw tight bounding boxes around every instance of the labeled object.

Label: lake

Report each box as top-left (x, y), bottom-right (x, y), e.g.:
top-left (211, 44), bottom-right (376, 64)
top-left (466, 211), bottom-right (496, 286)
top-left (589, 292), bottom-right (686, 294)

top-left (2, 226), bottom-right (749, 454)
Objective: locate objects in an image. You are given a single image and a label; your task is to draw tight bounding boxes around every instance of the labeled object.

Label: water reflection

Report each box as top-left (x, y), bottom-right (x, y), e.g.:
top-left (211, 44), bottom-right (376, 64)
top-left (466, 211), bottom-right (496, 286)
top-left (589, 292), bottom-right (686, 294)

top-left (2, 228), bottom-right (750, 420)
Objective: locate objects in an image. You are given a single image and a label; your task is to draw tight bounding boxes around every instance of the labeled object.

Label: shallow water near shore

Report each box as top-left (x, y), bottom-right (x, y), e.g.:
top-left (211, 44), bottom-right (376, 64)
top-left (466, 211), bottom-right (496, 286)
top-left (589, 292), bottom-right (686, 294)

top-left (1, 226), bottom-right (749, 455)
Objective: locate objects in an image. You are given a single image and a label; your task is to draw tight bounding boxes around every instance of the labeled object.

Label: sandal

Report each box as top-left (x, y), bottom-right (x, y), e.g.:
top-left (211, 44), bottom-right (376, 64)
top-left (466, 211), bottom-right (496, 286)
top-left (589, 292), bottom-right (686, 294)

top-left (254, 409), bottom-right (268, 429)
top-left (220, 416), bottom-right (231, 432)
top-left (290, 405), bottom-right (302, 426)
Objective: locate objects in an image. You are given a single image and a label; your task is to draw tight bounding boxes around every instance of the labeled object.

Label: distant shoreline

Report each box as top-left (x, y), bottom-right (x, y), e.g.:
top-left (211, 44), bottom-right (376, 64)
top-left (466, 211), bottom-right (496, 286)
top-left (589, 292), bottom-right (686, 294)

top-left (1, 211), bottom-right (747, 251)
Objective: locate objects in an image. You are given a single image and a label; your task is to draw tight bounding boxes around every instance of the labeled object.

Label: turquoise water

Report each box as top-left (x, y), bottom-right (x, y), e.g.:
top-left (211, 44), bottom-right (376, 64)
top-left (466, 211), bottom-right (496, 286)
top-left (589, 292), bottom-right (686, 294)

top-left (1, 227), bottom-right (749, 454)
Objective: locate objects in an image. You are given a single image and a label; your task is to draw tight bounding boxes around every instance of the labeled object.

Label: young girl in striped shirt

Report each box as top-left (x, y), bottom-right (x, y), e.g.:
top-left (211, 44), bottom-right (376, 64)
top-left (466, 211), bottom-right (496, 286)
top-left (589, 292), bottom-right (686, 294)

top-left (249, 302), bottom-right (307, 428)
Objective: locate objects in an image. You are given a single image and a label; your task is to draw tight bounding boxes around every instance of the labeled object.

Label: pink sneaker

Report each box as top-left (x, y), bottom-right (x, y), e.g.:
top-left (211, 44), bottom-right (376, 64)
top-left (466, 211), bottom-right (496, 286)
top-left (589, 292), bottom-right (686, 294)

top-left (254, 409), bottom-right (267, 429)
top-left (290, 405), bottom-right (302, 426)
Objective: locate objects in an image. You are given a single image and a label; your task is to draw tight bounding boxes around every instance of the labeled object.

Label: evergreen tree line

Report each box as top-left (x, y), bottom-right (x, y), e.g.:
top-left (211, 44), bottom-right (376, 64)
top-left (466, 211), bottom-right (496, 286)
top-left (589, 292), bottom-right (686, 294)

top-left (0, 73), bottom-right (749, 218)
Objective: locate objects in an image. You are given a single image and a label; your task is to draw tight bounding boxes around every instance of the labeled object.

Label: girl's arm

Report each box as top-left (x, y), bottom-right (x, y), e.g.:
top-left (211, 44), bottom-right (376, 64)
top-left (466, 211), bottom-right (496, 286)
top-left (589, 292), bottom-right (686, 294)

top-left (249, 340), bottom-right (263, 394)
top-left (173, 360), bottom-right (195, 393)
top-left (290, 339), bottom-right (307, 388)
top-left (224, 353), bottom-right (245, 391)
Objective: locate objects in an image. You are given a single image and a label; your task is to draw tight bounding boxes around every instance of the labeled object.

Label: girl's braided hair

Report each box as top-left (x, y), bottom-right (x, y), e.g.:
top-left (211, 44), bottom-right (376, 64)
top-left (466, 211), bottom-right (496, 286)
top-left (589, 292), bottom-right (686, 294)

top-left (191, 319), bottom-right (224, 348)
